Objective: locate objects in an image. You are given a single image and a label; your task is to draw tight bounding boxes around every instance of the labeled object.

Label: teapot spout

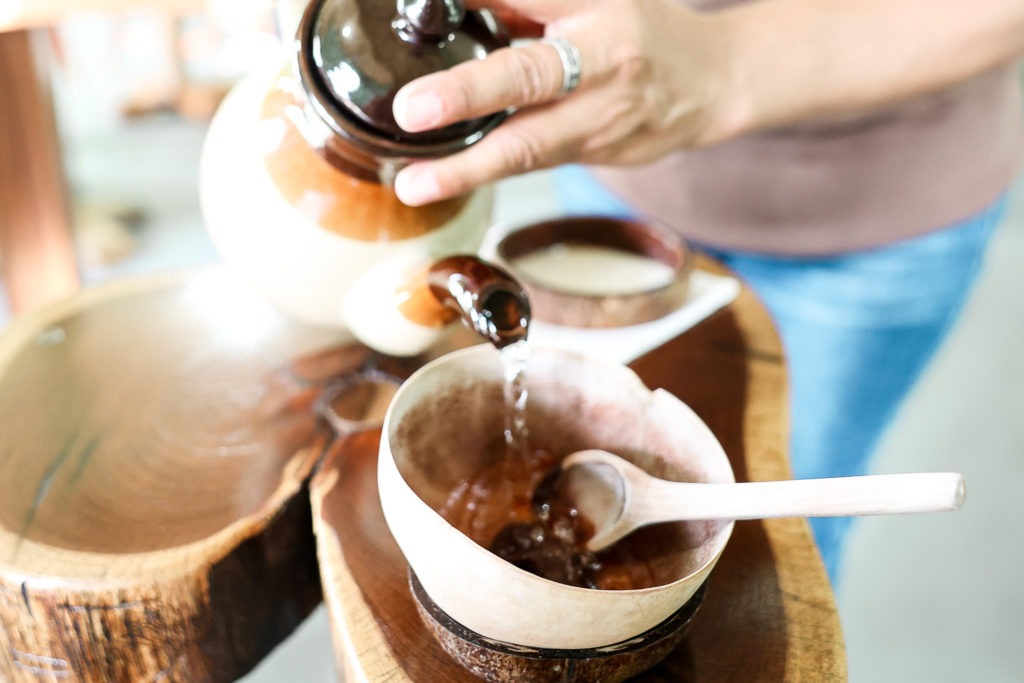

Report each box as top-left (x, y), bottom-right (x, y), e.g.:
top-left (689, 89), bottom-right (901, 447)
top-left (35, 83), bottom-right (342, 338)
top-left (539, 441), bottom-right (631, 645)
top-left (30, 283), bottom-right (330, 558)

top-left (347, 254), bottom-right (529, 356)
top-left (426, 255), bottom-right (531, 349)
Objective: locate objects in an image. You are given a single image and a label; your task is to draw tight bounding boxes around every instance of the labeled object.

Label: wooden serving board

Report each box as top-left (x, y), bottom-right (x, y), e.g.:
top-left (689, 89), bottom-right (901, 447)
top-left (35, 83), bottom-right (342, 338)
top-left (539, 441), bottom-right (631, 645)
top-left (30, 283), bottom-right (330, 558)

top-left (309, 257), bottom-right (847, 682)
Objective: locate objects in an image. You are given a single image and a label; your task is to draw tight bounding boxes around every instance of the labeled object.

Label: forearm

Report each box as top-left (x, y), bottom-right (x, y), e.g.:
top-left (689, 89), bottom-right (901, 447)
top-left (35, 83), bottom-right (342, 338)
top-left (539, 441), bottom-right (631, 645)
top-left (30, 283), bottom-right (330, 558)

top-left (712, 0), bottom-right (1024, 142)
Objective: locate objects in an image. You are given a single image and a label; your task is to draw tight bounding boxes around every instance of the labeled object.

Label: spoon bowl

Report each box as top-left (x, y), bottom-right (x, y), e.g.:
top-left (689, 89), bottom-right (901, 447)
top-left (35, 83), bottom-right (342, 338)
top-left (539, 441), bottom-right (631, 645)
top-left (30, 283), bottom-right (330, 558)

top-left (554, 449), bottom-right (967, 552)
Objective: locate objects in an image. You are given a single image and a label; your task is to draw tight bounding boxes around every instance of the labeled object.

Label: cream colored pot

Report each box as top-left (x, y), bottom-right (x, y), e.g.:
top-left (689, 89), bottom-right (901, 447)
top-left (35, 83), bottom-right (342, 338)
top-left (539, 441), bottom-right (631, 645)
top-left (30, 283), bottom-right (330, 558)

top-left (378, 345), bottom-right (735, 650)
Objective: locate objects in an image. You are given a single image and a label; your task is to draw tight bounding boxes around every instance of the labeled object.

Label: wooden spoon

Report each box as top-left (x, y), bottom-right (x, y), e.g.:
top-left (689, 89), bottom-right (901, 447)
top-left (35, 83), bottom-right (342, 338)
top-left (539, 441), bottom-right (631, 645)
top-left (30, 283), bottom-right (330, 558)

top-left (552, 450), bottom-right (966, 551)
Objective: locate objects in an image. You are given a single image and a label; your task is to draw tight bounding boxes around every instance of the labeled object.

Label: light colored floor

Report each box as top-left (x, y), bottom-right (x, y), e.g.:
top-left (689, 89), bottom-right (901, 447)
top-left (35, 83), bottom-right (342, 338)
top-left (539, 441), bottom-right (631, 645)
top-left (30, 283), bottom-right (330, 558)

top-left (839, 179), bottom-right (1024, 683)
top-left (4, 105), bottom-right (1022, 681)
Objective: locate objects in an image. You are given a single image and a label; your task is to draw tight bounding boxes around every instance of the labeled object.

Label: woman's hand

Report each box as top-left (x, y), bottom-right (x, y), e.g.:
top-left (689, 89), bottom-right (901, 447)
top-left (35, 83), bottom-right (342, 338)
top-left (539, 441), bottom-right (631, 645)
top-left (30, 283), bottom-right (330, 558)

top-left (392, 0), bottom-right (739, 205)
top-left (391, 0), bottom-right (1024, 207)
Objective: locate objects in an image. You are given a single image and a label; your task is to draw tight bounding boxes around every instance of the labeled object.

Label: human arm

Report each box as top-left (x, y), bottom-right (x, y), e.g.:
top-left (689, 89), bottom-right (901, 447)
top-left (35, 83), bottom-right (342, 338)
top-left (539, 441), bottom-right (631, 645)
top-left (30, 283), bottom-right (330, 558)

top-left (391, 0), bottom-right (1024, 206)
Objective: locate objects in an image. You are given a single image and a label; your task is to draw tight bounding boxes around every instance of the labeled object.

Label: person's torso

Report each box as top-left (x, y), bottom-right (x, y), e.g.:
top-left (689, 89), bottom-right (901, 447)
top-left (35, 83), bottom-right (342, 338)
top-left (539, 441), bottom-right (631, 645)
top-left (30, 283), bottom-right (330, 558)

top-left (593, 4), bottom-right (1024, 255)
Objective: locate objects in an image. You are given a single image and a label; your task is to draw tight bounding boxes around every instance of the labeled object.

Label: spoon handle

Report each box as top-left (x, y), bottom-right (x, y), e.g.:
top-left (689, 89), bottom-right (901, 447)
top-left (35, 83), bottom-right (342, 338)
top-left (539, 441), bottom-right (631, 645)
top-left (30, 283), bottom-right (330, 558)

top-left (635, 472), bottom-right (966, 523)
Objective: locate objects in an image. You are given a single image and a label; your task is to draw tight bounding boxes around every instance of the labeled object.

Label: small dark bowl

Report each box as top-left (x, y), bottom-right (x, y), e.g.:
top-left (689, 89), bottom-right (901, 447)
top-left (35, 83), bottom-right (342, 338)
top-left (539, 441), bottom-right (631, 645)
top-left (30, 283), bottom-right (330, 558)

top-left (495, 216), bottom-right (693, 328)
top-left (410, 571), bottom-right (706, 683)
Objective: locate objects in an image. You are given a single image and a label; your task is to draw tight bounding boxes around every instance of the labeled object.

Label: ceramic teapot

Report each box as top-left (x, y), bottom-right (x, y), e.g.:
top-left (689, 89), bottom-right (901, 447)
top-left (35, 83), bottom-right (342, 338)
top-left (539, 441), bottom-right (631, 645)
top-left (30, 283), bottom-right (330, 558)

top-left (199, 0), bottom-right (527, 355)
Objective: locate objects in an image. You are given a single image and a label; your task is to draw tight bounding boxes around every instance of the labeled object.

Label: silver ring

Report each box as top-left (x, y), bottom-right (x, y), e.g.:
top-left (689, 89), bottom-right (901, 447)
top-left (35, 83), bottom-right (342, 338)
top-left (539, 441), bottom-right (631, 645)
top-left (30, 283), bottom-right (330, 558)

top-left (543, 37), bottom-right (582, 96)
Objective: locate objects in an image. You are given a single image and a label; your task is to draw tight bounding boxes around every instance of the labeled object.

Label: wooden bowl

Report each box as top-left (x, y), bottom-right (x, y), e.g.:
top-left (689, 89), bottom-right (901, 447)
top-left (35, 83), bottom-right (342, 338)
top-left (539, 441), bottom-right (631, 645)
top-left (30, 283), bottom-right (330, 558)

top-left (495, 216), bottom-right (693, 328)
top-left (0, 272), bottom-right (358, 681)
top-left (377, 345), bottom-right (734, 653)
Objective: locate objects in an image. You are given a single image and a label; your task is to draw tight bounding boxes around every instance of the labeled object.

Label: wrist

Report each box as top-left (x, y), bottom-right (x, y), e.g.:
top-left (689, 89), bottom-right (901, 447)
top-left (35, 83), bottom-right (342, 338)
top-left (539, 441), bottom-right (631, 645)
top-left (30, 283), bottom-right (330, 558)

top-left (693, 11), bottom-right (755, 146)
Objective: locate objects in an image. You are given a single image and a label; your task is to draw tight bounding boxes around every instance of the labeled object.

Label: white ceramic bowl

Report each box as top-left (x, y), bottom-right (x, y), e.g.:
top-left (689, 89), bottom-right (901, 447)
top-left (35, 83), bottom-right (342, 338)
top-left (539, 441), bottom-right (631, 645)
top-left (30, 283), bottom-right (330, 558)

top-left (378, 345), bottom-right (735, 650)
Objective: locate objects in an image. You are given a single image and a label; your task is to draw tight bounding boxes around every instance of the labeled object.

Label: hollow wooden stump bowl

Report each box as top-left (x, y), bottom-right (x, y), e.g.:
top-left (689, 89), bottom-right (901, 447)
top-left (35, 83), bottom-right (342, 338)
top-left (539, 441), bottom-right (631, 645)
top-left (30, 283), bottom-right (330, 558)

top-left (0, 272), bottom-right (361, 682)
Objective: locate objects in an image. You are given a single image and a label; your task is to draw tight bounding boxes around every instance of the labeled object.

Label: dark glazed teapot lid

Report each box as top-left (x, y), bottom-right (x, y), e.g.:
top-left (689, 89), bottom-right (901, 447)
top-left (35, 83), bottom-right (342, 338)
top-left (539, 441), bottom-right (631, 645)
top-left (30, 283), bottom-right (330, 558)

top-left (297, 0), bottom-right (510, 162)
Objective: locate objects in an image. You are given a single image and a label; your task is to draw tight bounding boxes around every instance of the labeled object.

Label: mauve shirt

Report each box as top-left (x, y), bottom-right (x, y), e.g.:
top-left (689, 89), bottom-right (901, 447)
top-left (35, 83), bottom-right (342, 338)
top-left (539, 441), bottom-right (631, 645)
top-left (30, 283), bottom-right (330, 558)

top-left (591, 6), bottom-right (1024, 256)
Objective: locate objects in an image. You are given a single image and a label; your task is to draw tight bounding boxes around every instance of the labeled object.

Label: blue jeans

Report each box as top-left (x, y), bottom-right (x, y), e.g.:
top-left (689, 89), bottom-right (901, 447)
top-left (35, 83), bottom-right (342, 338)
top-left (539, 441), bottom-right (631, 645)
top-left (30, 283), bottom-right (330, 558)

top-left (553, 164), bottom-right (1005, 582)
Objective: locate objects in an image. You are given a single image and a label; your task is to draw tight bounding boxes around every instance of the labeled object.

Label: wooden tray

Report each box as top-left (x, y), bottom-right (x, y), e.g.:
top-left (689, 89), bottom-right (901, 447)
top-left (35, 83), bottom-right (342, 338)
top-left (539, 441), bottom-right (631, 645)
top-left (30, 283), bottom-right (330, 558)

top-left (309, 257), bottom-right (846, 681)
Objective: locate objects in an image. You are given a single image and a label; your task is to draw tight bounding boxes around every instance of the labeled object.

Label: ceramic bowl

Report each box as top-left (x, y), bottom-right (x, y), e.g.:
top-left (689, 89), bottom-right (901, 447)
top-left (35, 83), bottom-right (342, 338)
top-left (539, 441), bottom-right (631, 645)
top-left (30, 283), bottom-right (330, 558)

top-left (494, 216), bottom-right (693, 328)
top-left (377, 345), bottom-right (734, 652)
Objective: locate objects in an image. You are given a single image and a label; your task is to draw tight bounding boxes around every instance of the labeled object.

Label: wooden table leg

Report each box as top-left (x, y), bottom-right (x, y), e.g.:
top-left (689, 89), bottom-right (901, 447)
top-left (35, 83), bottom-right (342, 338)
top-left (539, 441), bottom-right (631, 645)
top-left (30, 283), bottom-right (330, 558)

top-left (0, 28), bottom-right (79, 314)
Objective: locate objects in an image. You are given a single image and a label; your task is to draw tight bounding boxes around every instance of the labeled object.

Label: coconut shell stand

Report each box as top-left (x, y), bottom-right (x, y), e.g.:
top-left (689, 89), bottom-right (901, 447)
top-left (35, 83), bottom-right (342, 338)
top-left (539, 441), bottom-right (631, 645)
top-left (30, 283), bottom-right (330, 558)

top-left (0, 259), bottom-right (845, 681)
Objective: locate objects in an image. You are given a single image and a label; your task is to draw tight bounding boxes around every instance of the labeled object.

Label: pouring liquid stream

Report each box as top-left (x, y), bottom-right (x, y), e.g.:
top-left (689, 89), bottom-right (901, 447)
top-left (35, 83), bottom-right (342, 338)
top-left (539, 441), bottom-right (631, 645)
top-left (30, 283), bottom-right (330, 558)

top-left (428, 256), bottom-right (659, 589)
top-left (433, 256), bottom-right (539, 539)
top-left (501, 339), bottom-right (530, 458)
top-left (489, 321), bottom-right (651, 589)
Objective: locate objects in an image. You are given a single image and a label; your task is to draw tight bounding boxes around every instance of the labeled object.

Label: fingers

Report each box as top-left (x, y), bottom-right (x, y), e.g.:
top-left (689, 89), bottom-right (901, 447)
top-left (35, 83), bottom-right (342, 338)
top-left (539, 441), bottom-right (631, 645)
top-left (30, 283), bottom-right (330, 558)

top-left (395, 100), bottom-right (587, 205)
top-left (393, 76), bottom-right (678, 206)
top-left (393, 41), bottom-right (577, 133)
top-left (388, 1), bottom-right (648, 205)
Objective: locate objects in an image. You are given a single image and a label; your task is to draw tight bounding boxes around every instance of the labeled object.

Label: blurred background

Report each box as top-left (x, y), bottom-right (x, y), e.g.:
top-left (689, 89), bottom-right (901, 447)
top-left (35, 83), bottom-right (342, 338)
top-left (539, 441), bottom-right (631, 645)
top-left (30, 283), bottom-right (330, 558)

top-left (1, 2), bottom-right (1021, 681)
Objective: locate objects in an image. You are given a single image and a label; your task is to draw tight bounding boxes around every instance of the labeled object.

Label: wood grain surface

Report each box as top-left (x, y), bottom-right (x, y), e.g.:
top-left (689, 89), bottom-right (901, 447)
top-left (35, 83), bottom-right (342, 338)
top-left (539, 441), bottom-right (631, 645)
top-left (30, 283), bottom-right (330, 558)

top-left (0, 271), bottom-right (346, 681)
top-left (0, 261), bottom-right (846, 681)
top-left (310, 256), bottom-right (847, 682)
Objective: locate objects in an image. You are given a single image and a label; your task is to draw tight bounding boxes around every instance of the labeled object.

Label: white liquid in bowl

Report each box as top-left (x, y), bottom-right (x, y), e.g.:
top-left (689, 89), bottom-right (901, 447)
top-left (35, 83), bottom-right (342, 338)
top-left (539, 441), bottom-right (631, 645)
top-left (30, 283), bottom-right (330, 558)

top-left (512, 243), bottom-right (677, 296)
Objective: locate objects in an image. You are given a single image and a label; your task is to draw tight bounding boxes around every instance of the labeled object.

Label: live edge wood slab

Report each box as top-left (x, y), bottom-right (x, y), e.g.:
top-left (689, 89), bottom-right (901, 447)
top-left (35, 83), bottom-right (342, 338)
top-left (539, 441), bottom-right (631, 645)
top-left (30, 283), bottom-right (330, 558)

top-left (309, 256), bottom-right (846, 682)
top-left (0, 258), bottom-right (845, 681)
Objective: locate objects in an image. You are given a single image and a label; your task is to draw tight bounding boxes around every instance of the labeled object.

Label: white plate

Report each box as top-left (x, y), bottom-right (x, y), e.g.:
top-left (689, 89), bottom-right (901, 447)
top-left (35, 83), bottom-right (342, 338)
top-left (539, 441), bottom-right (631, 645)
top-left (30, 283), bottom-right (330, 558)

top-left (527, 268), bottom-right (741, 364)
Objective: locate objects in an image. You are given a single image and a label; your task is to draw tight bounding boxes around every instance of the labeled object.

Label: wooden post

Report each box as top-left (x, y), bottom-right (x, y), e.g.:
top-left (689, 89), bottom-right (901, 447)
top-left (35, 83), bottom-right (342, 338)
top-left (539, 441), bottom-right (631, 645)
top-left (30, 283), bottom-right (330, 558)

top-left (0, 28), bottom-right (80, 314)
